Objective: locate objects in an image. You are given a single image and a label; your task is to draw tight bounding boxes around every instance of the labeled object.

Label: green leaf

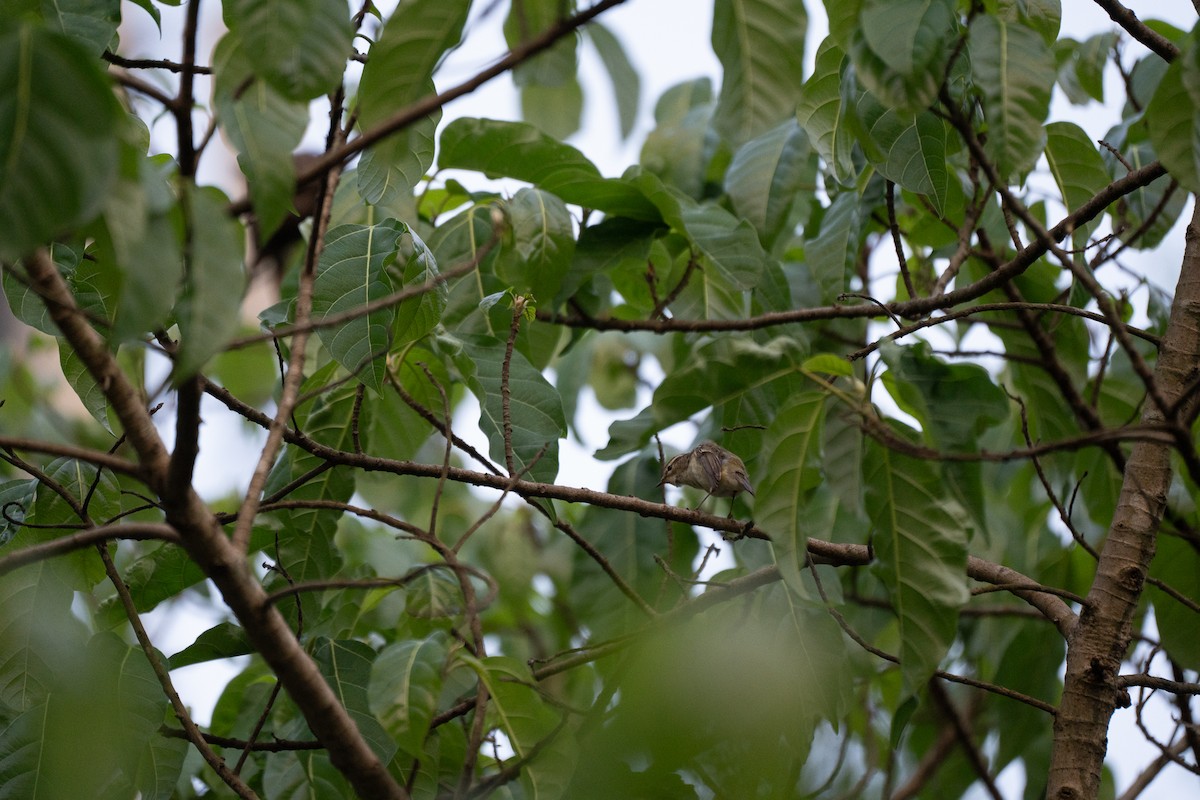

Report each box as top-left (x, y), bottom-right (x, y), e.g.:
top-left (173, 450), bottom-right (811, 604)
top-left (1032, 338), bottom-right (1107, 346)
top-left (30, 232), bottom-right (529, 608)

top-left (2, 245), bottom-right (78, 335)
top-left (796, 38), bottom-right (856, 184)
top-left (312, 220), bottom-right (407, 393)
top-left (505, 0), bottom-right (578, 88)
top-left (388, 224), bottom-right (446, 348)
top-left (851, 0), bottom-right (955, 111)
top-left (475, 655), bottom-right (575, 799)
top-left (213, 31), bottom-right (308, 237)
top-left (0, 25), bottom-right (122, 260)
top-left (866, 433), bottom-right (969, 694)
top-left (174, 186), bottom-right (246, 380)
top-left (711, 0), bottom-right (807, 146)
top-left (586, 21), bottom-right (640, 139)
top-left (520, 79), bottom-right (584, 140)
top-left (804, 191), bottom-right (861, 303)
top-left (993, 0), bottom-right (1061, 46)
top-left (40, 0), bottom-right (119, 56)
top-left (802, 353), bottom-right (852, 377)
top-left (1150, 535), bottom-right (1200, 669)
top-left (369, 634), bottom-right (448, 755)
top-left (627, 169), bottom-right (766, 291)
top-left (1054, 33), bottom-right (1115, 105)
top-left (357, 0), bottom-right (470, 204)
top-left (1044, 121), bottom-right (1112, 250)
top-left (598, 336), bottom-right (807, 459)
top-left (458, 335), bottom-right (566, 484)
top-left (313, 638), bottom-right (396, 763)
top-left (0, 633), bottom-right (165, 799)
top-left (167, 622), bottom-right (252, 669)
top-left (880, 341), bottom-right (1009, 452)
top-left (855, 94), bottom-right (951, 214)
top-left (1101, 117), bottom-right (1186, 250)
top-left (564, 217), bottom-right (659, 308)
top-left (679, 203), bottom-right (767, 292)
top-left (640, 78), bottom-right (716, 196)
top-left (724, 119), bottom-right (815, 248)
top-left (98, 151), bottom-right (184, 343)
top-left (496, 187), bottom-right (576, 302)
top-left (968, 16), bottom-right (1054, 180)
top-left (135, 724), bottom-right (188, 800)
top-left (58, 341), bottom-right (111, 433)
top-left (28, 459), bottom-right (121, 588)
top-left (438, 117), bottom-right (660, 219)
top-left (224, 0), bottom-right (352, 101)
top-left (262, 424), bottom-right (355, 600)
top-left (757, 392), bottom-right (826, 595)
top-left (0, 480), bottom-right (35, 547)
top-left (1145, 34), bottom-right (1200, 194)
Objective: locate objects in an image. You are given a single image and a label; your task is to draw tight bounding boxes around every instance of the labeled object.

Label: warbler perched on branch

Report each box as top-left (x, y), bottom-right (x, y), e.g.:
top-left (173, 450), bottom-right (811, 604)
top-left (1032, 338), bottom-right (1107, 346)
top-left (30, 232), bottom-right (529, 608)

top-left (658, 441), bottom-right (754, 518)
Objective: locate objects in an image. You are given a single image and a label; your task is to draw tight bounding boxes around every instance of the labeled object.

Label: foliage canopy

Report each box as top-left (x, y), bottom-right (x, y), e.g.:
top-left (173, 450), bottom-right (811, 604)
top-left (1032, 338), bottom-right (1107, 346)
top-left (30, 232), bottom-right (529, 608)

top-left (1, 1), bottom-right (1199, 799)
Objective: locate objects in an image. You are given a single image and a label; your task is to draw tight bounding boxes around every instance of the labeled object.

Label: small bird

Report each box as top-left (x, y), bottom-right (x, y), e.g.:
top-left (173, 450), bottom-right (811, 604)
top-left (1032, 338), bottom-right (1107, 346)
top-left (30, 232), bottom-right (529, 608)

top-left (658, 441), bottom-right (754, 518)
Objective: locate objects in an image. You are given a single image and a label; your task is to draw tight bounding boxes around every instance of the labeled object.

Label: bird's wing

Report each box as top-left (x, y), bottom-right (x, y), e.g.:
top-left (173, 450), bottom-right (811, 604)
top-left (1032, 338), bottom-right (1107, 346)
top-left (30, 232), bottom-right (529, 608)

top-left (694, 446), bottom-right (723, 492)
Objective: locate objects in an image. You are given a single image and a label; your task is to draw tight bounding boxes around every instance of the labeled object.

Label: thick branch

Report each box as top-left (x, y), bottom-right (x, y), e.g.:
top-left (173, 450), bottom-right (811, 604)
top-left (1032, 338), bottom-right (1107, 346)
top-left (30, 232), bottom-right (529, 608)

top-left (1048, 203), bottom-right (1200, 799)
top-left (22, 251), bottom-right (408, 800)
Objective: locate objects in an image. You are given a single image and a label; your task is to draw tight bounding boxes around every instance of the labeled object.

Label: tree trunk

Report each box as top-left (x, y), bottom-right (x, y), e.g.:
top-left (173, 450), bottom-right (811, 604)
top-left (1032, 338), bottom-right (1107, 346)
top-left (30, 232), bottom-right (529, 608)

top-left (1047, 201), bottom-right (1200, 798)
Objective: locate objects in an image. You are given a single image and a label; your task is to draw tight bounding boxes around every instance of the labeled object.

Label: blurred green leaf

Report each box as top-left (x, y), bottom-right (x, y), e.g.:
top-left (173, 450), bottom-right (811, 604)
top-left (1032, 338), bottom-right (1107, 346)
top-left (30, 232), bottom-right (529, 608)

top-left (174, 186), bottom-right (246, 380)
top-left (224, 0), bottom-right (352, 100)
top-left (357, 0), bottom-right (470, 205)
top-left (586, 21), bottom-right (640, 139)
top-left (0, 25), bottom-right (122, 260)
top-left (213, 31), bottom-right (308, 237)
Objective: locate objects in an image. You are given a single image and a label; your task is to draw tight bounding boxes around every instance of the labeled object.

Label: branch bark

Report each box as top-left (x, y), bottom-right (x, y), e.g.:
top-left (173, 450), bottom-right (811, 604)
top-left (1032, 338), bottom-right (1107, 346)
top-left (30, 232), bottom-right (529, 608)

top-left (22, 250), bottom-right (409, 800)
top-left (1048, 202), bottom-right (1200, 799)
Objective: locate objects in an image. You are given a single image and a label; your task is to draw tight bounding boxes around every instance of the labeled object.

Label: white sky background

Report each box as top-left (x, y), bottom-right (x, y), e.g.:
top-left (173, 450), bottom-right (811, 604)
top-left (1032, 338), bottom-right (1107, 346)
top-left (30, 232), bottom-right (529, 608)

top-left (114, 0), bottom-right (1200, 796)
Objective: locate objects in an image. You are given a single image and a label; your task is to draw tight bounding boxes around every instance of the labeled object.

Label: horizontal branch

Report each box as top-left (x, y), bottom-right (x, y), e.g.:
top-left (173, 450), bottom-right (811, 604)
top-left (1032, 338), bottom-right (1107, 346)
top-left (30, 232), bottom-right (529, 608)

top-left (849, 301), bottom-right (1160, 361)
top-left (0, 522), bottom-right (180, 577)
top-left (159, 726), bottom-right (321, 751)
top-left (1119, 673), bottom-right (1200, 694)
top-left (536, 161), bottom-right (1166, 334)
top-left (0, 435), bottom-right (144, 477)
top-left (224, 241), bottom-right (493, 351)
